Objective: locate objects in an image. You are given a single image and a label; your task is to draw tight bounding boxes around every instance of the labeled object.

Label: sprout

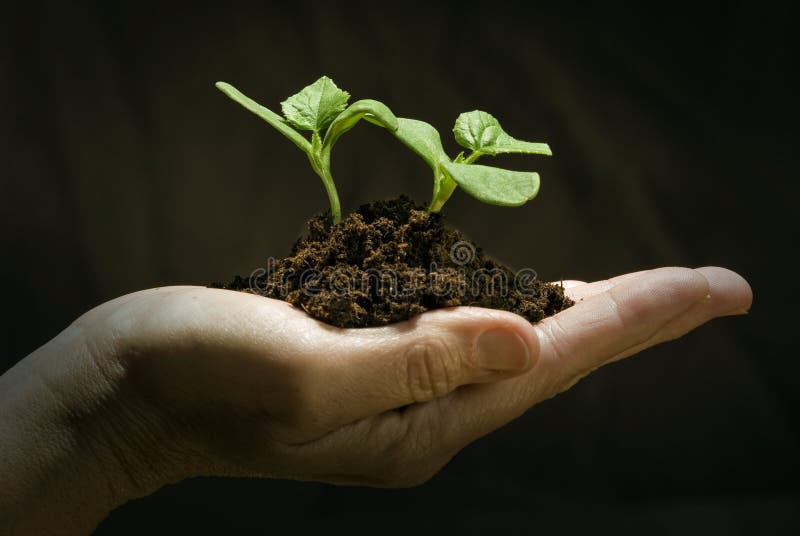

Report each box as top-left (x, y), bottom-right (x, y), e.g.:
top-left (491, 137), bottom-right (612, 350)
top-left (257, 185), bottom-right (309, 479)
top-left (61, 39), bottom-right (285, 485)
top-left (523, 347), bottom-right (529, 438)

top-left (216, 76), bottom-right (551, 222)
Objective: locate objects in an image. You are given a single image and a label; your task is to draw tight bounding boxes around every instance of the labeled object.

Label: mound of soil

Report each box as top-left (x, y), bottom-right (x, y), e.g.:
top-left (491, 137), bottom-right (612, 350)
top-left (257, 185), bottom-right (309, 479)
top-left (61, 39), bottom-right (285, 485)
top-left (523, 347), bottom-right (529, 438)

top-left (212, 196), bottom-right (573, 328)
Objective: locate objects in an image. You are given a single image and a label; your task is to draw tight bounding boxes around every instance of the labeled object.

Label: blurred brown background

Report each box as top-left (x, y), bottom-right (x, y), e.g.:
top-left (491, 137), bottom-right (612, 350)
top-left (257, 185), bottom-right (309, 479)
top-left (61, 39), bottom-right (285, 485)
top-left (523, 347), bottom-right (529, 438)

top-left (1, 1), bottom-right (797, 534)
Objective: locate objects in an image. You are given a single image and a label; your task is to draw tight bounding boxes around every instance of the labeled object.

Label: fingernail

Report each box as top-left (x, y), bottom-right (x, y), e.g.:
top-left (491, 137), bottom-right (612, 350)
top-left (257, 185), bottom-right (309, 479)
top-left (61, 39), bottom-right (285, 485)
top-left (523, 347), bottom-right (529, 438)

top-left (475, 328), bottom-right (531, 371)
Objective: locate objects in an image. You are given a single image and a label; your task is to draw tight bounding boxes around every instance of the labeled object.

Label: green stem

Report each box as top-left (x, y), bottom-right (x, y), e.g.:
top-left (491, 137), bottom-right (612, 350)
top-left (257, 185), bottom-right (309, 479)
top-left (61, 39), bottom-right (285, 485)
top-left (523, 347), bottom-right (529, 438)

top-left (428, 171), bottom-right (457, 212)
top-left (309, 153), bottom-right (341, 224)
top-left (428, 150), bottom-right (482, 212)
top-left (428, 197), bottom-right (446, 212)
top-left (309, 133), bottom-right (341, 224)
top-left (463, 150), bottom-right (482, 165)
top-left (319, 161), bottom-right (341, 225)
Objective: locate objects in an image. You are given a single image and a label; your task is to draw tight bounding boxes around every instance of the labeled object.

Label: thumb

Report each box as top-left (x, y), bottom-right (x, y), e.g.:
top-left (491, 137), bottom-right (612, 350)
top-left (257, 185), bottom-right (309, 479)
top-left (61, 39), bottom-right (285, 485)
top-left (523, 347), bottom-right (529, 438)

top-left (312, 307), bottom-right (539, 427)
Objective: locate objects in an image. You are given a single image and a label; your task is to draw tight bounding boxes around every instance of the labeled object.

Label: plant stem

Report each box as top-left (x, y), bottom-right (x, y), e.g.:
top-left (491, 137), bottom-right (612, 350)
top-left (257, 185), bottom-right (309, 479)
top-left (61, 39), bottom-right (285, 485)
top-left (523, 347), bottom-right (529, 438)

top-left (318, 155), bottom-right (342, 224)
top-left (428, 197), bottom-right (445, 212)
top-left (428, 172), bottom-right (457, 213)
top-left (309, 153), bottom-right (341, 224)
top-left (309, 132), bottom-right (342, 224)
top-left (463, 150), bottom-right (482, 165)
top-left (428, 150), bottom-right (481, 212)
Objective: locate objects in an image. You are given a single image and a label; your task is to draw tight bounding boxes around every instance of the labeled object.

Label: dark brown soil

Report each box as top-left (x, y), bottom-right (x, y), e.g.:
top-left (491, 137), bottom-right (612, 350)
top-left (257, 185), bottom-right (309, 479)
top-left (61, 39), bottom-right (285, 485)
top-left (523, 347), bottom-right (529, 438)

top-left (212, 196), bottom-right (573, 328)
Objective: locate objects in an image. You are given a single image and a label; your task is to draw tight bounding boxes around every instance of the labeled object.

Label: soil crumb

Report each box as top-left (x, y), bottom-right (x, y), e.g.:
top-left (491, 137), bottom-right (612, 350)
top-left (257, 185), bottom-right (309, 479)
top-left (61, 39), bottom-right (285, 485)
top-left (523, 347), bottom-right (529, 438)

top-left (212, 196), bottom-right (573, 328)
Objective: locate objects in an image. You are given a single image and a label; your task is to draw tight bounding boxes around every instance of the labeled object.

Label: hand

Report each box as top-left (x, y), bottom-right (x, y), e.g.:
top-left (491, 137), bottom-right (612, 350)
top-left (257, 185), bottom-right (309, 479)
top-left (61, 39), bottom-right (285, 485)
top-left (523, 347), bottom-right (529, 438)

top-left (71, 265), bottom-right (753, 487)
top-left (0, 266), bottom-right (751, 534)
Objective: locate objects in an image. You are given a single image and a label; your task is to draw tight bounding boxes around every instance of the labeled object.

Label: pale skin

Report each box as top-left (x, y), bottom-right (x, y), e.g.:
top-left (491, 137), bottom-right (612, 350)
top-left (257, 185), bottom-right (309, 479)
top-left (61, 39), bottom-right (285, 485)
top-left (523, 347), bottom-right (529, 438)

top-left (0, 266), bottom-right (752, 535)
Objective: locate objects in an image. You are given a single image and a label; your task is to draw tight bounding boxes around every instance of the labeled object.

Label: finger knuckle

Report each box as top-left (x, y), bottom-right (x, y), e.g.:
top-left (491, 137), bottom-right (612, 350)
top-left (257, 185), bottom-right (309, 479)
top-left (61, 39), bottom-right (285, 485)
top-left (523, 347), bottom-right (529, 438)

top-left (262, 357), bottom-right (330, 443)
top-left (378, 445), bottom-right (444, 488)
top-left (376, 405), bottom-right (450, 487)
top-left (404, 338), bottom-right (462, 403)
top-left (538, 318), bottom-right (591, 396)
top-left (378, 444), bottom-right (451, 488)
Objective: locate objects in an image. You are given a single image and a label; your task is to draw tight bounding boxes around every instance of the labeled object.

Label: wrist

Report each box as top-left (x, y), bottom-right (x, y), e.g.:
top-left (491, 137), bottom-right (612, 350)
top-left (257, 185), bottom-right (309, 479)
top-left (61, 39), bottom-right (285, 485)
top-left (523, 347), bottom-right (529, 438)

top-left (63, 319), bottom-right (197, 502)
top-left (0, 319), bottom-right (190, 533)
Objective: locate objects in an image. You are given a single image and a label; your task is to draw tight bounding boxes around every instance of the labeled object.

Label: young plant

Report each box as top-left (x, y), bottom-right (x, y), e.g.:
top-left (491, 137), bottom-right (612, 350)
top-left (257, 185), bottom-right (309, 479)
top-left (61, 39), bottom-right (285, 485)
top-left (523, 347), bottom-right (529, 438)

top-left (216, 76), bottom-right (397, 224)
top-left (216, 75), bottom-right (551, 221)
top-left (391, 112), bottom-right (552, 212)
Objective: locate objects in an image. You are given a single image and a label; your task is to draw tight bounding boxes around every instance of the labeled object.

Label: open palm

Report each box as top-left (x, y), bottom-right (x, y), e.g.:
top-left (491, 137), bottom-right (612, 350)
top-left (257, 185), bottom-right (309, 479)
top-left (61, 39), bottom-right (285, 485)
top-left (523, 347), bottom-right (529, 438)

top-left (70, 266), bottom-right (751, 491)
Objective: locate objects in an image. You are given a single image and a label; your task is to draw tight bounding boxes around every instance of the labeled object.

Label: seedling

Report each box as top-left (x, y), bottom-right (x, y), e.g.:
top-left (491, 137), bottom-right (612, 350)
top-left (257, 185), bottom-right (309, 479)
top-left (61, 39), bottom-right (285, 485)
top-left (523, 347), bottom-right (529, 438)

top-left (216, 77), bottom-right (396, 224)
top-left (216, 76), bottom-right (551, 223)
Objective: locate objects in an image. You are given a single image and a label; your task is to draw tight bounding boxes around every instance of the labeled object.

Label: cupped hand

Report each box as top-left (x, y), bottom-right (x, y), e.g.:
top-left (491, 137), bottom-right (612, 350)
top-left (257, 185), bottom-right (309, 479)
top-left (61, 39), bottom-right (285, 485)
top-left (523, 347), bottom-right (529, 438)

top-left (72, 266), bottom-right (751, 496)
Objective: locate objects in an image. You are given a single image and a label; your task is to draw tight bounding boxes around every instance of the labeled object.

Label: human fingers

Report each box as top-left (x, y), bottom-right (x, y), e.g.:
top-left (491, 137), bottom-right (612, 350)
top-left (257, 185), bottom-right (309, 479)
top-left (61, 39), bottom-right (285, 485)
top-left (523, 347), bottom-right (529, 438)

top-left (408, 267), bottom-right (751, 457)
top-left (292, 307), bottom-right (538, 440)
top-left (602, 266), bottom-right (752, 364)
top-left (555, 268), bottom-right (671, 302)
top-left (554, 266), bottom-right (752, 361)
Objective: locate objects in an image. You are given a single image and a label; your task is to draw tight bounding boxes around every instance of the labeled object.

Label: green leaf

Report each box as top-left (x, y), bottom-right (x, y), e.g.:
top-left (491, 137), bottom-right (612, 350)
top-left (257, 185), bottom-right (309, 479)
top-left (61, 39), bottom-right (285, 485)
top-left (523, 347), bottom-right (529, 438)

top-left (215, 81), bottom-right (311, 154)
top-left (441, 161), bottom-right (540, 206)
top-left (453, 110), bottom-right (552, 156)
top-left (280, 76), bottom-right (350, 133)
top-left (392, 118), bottom-right (450, 170)
top-left (323, 99), bottom-right (398, 151)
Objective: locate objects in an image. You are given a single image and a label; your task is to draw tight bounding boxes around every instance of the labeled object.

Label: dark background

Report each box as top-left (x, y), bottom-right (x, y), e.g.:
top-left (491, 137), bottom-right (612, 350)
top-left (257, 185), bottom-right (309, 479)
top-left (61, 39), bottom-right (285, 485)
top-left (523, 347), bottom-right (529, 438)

top-left (1, 1), bottom-right (798, 534)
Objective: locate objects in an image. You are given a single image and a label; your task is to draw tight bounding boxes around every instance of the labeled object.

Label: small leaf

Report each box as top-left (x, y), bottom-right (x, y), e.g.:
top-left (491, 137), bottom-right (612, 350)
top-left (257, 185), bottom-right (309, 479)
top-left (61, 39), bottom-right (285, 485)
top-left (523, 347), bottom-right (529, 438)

top-left (216, 82), bottom-right (311, 153)
top-left (323, 99), bottom-right (398, 151)
top-left (453, 110), bottom-right (552, 156)
top-left (392, 118), bottom-right (450, 170)
top-left (280, 76), bottom-right (350, 133)
top-left (441, 162), bottom-right (540, 206)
